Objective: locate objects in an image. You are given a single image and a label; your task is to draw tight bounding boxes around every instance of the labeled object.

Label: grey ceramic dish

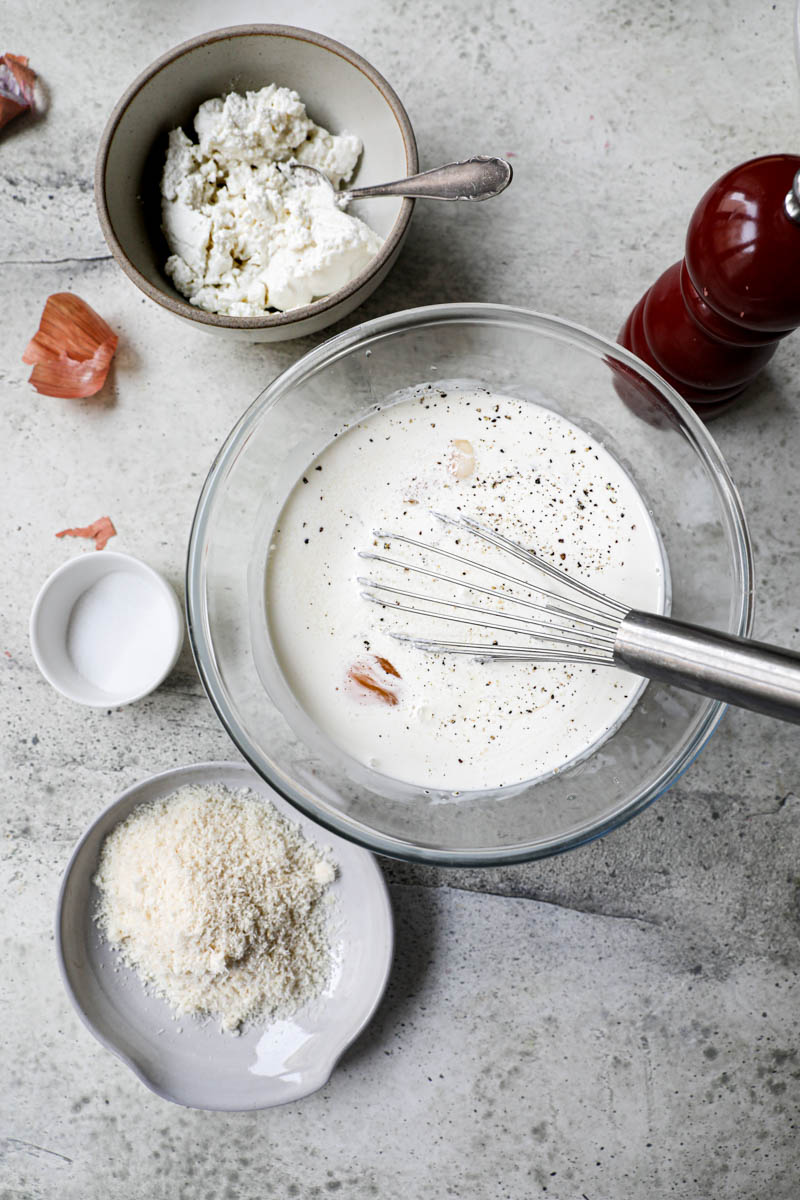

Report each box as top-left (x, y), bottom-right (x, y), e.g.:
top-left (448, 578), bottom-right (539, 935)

top-left (56, 760), bottom-right (394, 1110)
top-left (94, 25), bottom-right (418, 341)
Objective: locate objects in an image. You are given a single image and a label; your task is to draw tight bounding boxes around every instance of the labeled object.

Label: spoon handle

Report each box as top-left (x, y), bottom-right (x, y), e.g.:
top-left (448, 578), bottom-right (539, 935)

top-left (345, 156), bottom-right (513, 203)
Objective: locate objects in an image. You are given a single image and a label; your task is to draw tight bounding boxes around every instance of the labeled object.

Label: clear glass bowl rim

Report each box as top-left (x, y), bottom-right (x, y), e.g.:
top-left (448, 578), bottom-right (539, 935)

top-left (186, 302), bottom-right (754, 866)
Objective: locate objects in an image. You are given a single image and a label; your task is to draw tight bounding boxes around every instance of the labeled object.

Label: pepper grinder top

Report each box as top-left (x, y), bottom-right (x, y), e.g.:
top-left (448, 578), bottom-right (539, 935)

top-left (620, 154), bottom-right (800, 417)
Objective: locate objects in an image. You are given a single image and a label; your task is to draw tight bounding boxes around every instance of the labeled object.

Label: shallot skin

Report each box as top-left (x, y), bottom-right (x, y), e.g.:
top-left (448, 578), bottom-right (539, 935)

top-left (346, 655), bottom-right (403, 705)
top-left (0, 53), bottom-right (36, 133)
top-left (23, 294), bottom-right (118, 399)
top-left (55, 517), bottom-right (117, 551)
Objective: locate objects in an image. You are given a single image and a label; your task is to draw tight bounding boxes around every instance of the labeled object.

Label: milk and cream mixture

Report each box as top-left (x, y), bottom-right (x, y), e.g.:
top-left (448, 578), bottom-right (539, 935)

top-left (266, 387), bottom-right (666, 792)
top-left (160, 85), bottom-right (382, 314)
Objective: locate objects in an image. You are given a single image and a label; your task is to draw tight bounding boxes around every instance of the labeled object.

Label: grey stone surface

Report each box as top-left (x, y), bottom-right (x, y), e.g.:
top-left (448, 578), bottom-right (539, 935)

top-left (2, 1), bottom-right (800, 1197)
top-left (6, 884), bottom-right (800, 1199)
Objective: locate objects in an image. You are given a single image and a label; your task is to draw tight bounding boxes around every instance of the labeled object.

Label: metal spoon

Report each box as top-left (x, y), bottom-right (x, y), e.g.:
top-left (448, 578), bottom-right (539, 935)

top-left (285, 155), bottom-right (513, 205)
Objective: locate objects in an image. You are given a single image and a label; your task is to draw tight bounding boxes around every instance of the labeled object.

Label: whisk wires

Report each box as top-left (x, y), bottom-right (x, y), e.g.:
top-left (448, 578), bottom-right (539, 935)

top-left (358, 512), bottom-right (628, 665)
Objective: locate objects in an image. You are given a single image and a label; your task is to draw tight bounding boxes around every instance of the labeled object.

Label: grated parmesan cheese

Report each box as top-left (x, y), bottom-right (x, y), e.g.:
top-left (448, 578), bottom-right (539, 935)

top-left (93, 784), bottom-right (337, 1032)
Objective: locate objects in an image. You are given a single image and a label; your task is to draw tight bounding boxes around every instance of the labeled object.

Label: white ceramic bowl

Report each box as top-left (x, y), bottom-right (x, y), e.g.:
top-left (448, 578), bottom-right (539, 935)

top-left (55, 760), bottom-right (394, 1110)
top-left (95, 25), bottom-right (418, 342)
top-left (30, 551), bottom-right (183, 707)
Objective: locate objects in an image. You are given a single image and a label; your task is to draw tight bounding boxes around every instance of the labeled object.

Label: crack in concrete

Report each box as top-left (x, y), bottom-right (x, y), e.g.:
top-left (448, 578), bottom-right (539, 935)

top-left (0, 254), bottom-right (112, 266)
top-left (3, 1137), bottom-right (73, 1165)
top-left (156, 683), bottom-right (209, 700)
top-left (2, 172), bottom-right (93, 194)
top-left (746, 792), bottom-right (797, 819)
top-left (390, 877), bottom-right (660, 925)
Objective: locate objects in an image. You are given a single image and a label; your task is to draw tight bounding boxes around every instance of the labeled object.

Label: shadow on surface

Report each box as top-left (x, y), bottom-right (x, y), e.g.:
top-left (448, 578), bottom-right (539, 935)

top-left (339, 877), bottom-right (439, 1069)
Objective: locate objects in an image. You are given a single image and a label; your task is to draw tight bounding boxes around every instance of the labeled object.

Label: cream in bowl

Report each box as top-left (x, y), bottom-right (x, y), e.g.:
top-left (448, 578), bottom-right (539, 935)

top-left (95, 25), bottom-right (417, 341)
top-left (265, 385), bottom-right (667, 792)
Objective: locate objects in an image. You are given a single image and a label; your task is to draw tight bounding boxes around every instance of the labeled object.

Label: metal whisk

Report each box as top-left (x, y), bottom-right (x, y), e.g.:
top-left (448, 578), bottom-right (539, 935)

top-left (359, 512), bottom-right (800, 725)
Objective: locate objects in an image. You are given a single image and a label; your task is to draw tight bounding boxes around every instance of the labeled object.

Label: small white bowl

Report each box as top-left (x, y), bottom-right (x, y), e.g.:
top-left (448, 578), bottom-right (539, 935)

top-left (30, 551), bottom-right (183, 707)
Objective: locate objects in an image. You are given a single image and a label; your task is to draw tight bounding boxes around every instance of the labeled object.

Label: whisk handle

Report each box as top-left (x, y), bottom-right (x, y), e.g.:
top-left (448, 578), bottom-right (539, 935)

top-left (615, 611), bottom-right (800, 724)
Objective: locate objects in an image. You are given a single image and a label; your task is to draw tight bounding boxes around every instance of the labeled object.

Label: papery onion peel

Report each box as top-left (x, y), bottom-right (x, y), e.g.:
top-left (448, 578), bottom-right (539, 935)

top-left (55, 516), bottom-right (117, 551)
top-left (347, 655), bottom-right (402, 705)
top-left (23, 293), bottom-right (118, 398)
top-left (0, 53), bottom-right (36, 132)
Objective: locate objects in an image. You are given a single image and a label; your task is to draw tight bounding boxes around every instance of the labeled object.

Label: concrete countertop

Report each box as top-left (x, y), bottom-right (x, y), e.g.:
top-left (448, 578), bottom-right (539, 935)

top-left (2, 1), bottom-right (800, 1197)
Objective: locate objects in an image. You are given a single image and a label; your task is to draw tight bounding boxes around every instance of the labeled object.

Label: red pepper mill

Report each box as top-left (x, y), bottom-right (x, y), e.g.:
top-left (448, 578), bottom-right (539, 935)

top-left (619, 154), bottom-right (800, 418)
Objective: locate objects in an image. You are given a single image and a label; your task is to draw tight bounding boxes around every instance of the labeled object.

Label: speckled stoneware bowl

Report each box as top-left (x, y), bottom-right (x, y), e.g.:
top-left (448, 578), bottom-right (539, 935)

top-left (95, 25), bottom-right (418, 342)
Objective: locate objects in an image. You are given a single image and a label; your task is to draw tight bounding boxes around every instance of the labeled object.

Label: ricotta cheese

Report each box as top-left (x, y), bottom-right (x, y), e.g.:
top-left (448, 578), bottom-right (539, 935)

top-left (160, 84), bottom-right (383, 315)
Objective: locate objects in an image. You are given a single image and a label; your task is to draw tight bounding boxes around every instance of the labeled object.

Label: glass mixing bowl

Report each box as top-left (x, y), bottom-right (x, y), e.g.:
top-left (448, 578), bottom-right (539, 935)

top-left (186, 304), bottom-right (752, 865)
